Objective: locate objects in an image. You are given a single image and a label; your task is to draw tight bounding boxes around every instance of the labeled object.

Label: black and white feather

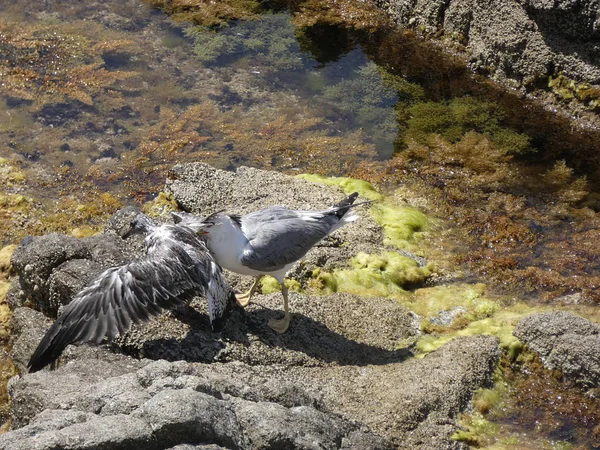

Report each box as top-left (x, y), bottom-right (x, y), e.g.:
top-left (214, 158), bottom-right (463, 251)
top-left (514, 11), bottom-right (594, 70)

top-left (27, 213), bottom-right (235, 373)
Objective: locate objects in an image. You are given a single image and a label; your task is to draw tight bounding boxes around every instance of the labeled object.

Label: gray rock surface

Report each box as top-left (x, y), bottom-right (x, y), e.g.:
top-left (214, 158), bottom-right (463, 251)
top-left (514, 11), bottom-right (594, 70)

top-left (2, 164), bottom-right (501, 449)
top-left (513, 310), bottom-right (600, 388)
top-left (380, 0), bottom-right (600, 87)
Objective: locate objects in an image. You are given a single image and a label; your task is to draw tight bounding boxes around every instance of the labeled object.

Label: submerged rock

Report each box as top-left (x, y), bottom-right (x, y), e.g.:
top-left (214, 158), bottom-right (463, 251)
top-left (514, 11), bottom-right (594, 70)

top-left (3, 163), bottom-right (501, 449)
top-left (514, 310), bottom-right (600, 388)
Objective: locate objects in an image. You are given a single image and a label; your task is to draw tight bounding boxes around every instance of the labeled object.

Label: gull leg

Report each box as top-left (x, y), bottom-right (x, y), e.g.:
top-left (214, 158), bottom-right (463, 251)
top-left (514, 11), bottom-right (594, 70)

top-left (236, 275), bottom-right (263, 308)
top-left (268, 283), bottom-right (290, 333)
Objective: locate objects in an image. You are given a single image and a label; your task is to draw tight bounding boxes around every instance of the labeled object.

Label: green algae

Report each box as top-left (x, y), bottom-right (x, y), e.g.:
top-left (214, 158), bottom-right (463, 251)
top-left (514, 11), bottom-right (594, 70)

top-left (144, 0), bottom-right (260, 28)
top-left (297, 174), bottom-right (430, 250)
top-left (455, 346), bottom-right (600, 450)
top-left (142, 192), bottom-right (179, 219)
top-left (185, 14), bottom-right (306, 71)
top-left (549, 72), bottom-right (600, 111)
top-left (0, 21), bottom-right (137, 107)
top-left (406, 96), bottom-right (534, 155)
top-left (452, 412), bottom-right (500, 447)
top-left (322, 62), bottom-right (399, 142)
top-left (259, 276), bottom-right (302, 294)
top-left (313, 251), bottom-right (431, 298)
top-left (296, 174), bottom-right (384, 201)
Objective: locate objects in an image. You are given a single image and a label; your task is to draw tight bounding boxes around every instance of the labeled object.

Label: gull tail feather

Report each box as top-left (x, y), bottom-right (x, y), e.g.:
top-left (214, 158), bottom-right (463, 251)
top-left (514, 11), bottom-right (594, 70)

top-left (327, 193), bottom-right (372, 220)
top-left (332, 192), bottom-right (359, 219)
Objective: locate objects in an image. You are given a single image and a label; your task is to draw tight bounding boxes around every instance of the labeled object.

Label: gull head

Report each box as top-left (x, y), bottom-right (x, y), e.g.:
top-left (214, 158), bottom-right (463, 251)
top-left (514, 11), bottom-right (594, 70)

top-left (123, 213), bottom-right (156, 238)
top-left (171, 210), bottom-right (220, 235)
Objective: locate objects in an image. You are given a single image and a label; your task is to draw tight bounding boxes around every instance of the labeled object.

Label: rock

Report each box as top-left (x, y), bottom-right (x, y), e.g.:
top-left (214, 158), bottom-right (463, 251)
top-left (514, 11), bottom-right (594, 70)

top-left (513, 310), bottom-right (600, 388)
top-left (103, 205), bottom-right (143, 237)
top-left (381, 0), bottom-right (600, 87)
top-left (10, 234), bottom-right (91, 314)
top-left (8, 231), bottom-right (136, 316)
top-left (110, 292), bottom-right (417, 368)
top-left (1, 360), bottom-right (393, 450)
top-left (284, 334), bottom-right (500, 449)
top-left (3, 164), bottom-right (501, 449)
top-left (2, 334), bottom-right (499, 449)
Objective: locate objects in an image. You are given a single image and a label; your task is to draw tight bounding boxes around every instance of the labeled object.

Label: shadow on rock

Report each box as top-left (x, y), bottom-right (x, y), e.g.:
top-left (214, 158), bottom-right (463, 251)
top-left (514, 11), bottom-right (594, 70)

top-left (131, 297), bottom-right (413, 368)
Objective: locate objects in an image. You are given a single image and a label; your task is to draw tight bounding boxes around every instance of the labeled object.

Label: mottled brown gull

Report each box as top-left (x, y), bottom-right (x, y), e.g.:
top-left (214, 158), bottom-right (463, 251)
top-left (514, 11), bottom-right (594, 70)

top-left (28, 213), bottom-right (235, 372)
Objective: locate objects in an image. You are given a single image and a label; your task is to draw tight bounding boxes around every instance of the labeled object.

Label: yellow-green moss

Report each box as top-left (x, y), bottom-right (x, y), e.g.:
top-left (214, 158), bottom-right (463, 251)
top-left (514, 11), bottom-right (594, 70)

top-left (142, 191), bottom-right (179, 218)
top-left (409, 283), bottom-right (489, 319)
top-left (370, 203), bottom-right (428, 249)
top-left (296, 174), bottom-right (384, 201)
top-left (297, 174), bottom-right (430, 250)
top-left (0, 245), bottom-right (16, 276)
top-left (414, 300), bottom-right (539, 357)
top-left (311, 251), bottom-right (430, 298)
top-left (0, 281), bottom-right (10, 340)
top-left (260, 276), bottom-right (302, 294)
top-left (70, 227), bottom-right (98, 238)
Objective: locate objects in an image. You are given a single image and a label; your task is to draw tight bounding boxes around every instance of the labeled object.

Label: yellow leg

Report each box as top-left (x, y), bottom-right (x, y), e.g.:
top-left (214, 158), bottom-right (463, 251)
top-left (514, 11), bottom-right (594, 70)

top-left (268, 283), bottom-right (290, 333)
top-left (236, 275), bottom-right (263, 308)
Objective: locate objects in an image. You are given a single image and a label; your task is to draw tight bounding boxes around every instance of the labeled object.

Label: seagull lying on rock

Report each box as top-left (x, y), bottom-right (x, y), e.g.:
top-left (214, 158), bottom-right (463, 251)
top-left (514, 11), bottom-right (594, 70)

top-left (28, 213), bottom-right (235, 373)
top-left (173, 192), bottom-right (368, 334)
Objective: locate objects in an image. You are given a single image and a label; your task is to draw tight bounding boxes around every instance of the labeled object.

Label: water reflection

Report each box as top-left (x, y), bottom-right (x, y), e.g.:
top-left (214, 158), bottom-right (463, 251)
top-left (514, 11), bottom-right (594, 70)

top-left (183, 13), bottom-right (399, 157)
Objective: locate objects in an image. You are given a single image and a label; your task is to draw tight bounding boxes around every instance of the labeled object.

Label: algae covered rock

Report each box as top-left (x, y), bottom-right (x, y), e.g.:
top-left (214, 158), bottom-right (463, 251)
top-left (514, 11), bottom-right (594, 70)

top-left (514, 310), bottom-right (600, 388)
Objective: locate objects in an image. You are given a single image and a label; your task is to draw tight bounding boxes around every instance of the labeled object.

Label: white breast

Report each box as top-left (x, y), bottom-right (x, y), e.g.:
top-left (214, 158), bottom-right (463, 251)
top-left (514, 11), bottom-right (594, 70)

top-left (204, 217), bottom-right (264, 276)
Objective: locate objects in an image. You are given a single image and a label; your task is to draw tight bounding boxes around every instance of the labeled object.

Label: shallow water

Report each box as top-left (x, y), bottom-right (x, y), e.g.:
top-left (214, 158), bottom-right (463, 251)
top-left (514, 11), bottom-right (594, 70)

top-left (1, 0), bottom-right (600, 447)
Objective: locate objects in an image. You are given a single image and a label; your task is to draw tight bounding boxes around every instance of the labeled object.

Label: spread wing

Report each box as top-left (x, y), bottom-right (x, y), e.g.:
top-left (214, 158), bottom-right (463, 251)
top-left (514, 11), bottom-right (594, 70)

top-left (28, 247), bottom-right (208, 373)
top-left (239, 207), bottom-right (336, 272)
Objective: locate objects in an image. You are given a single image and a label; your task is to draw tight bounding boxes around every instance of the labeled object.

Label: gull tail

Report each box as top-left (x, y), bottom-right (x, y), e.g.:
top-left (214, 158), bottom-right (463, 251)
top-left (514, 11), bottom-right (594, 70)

top-left (332, 192), bottom-right (359, 219)
top-left (325, 192), bottom-right (373, 233)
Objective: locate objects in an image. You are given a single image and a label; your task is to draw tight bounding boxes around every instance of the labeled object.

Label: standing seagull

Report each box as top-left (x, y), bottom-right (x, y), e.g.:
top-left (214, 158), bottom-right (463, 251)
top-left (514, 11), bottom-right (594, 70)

top-left (27, 213), bottom-right (235, 373)
top-left (173, 192), bottom-right (366, 334)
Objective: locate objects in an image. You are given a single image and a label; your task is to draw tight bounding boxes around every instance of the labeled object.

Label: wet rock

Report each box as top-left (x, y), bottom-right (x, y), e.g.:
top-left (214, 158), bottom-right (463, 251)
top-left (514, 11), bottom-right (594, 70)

top-left (381, 0), bottom-right (600, 87)
top-left (513, 310), bottom-right (600, 388)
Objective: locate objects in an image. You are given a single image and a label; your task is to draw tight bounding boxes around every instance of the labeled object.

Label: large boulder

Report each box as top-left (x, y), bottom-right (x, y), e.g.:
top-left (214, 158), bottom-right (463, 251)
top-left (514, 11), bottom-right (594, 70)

top-left (380, 0), bottom-right (600, 87)
top-left (513, 310), bottom-right (600, 388)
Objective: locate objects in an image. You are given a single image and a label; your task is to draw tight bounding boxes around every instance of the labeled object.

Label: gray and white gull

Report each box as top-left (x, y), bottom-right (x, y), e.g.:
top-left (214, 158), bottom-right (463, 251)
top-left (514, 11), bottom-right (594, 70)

top-left (28, 213), bottom-right (235, 373)
top-left (173, 192), bottom-right (367, 333)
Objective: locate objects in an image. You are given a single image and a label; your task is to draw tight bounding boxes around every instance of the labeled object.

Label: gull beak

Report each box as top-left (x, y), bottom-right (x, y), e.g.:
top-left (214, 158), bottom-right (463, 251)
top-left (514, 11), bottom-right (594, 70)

top-left (122, 226), bottom-right (136, 239)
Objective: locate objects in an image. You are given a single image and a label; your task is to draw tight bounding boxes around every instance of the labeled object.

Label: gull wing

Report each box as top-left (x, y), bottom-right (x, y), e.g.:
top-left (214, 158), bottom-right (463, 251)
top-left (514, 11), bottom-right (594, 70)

top-left (27, 246), bottom-right (208, 373)
top-left (239, 207), bottom-right (335, 272)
